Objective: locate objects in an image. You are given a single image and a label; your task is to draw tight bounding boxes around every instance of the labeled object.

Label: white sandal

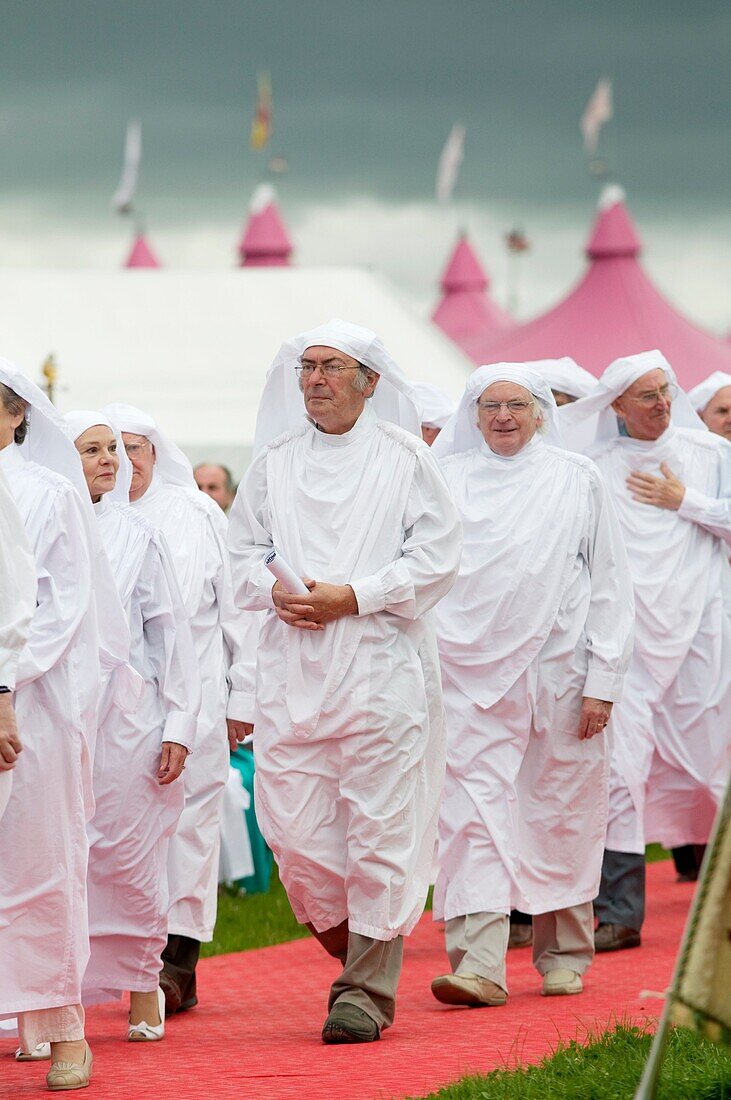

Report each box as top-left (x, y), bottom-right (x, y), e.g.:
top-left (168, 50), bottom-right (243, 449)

top-left (15, 1042), bottom-right (51, 1061)
top-left (128, 986), bottom-right (165, 1042)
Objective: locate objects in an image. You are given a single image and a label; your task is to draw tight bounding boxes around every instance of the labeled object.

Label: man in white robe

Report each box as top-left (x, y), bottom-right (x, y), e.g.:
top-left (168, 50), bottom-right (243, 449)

top-left (102, 403), bottom-right (255, 1016)
top-left (411, 382), bottom-right (456, 446)
top-left (228, 318), bottom-right (461, 1043)
top-left (0, 363), bottom-right (101, 1089)
top-left (66, 411), bottom-right (201, 1040)
top-left (562, 351), bottom-right (731, 950)
top-left (0, 466), bottom-right (36, 821)
top-left (688, 372), bottom-right (731, 442)
top-left (430, 365), bottom-right (634, 1006)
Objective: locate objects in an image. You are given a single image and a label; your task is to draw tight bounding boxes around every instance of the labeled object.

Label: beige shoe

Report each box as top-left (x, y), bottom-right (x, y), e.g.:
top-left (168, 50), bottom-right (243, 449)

top-left (431, 972), bottom-right (507, 1007)
top-left (46, 1040), bottom-right (92, 1091)
top-left (541, 968), bottom-right (583, 996)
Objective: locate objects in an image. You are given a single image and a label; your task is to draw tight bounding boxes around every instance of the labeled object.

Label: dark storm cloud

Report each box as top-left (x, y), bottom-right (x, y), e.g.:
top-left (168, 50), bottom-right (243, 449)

top-left (0, 0), bottom-right (729, 223)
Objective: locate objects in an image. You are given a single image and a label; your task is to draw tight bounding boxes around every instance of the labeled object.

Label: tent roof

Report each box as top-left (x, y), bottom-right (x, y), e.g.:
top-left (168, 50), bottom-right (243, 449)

top-left (0, 266), bottom-right (471, 451)
top-left (237, 190), bottom-right (292, 267)
top-left (432, 235), bottom-right (514, 355)
top-left (124, 233), bottom-right (161, 269)
top-left (465, 192), bottom-right (731, 389)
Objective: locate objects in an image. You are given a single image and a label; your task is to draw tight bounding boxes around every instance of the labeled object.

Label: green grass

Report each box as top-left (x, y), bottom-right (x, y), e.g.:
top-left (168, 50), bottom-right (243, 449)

top-left (646, 843), bottom-right (672, 863)
top-left (201, 867), bottom-right (308, 957)
top-left (407, 1025), bottom-right (731, 1099)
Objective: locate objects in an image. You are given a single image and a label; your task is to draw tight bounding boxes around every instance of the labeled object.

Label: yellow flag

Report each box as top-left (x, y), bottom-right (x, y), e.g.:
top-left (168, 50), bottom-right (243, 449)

top-left (250, 73), bottom-right (272, 151)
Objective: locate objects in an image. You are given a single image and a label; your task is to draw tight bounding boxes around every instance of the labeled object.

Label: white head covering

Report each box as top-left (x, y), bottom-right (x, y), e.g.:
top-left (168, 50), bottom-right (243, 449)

top-left (101, 403), bottom-right (196, 489)
top-left (687, 371), bottom-right (731, 415)
top-left (560, 350), bottom-right (707, 453)
top-left (411, 382), bottom-right (456, 429)
top-left (64, 410), bottom-right (133, 504)
top-left (432, 363), bottom-right (562, 459)
top-left (252, 318), bottom-right (421, 454)
top-left (0, 358), bottom-right (91, 501)
top-left (529, 357), bottom-right (599, 400)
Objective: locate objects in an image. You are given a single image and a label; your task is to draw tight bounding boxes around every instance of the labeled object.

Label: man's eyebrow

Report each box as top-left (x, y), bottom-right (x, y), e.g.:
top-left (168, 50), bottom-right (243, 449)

top-left (301, 355), bottom-right (348, 364)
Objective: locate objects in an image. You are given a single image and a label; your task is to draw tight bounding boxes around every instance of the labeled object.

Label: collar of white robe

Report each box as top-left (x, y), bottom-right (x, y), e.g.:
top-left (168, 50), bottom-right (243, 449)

top-left (432, 363), bottom-right (563, 459)
top-left (252, 317), bottom-right (421, 455)
top-left (101, 402), bottom-right (196, 490)
top-left (687, 371), bottom-right (731, 414)
top-left (64, 409), bottom-right (133, 505)
top-left (559, 350), bottom-right (707, 454)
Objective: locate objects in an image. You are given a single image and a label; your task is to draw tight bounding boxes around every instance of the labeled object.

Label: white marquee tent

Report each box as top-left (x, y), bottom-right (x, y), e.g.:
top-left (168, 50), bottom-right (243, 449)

top-left (0, 267), bottom-right (472, 474)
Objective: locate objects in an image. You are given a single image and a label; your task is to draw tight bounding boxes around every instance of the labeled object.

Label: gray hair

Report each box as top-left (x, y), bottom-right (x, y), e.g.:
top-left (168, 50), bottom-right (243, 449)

top-left (352, 363), bottom-right (378, 395)
top-left (0, 382), bottom-right (29, 444)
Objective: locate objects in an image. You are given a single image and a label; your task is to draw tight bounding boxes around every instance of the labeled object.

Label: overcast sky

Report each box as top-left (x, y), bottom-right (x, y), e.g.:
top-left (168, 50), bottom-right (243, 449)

top-left (0, 0), bottom-right (728, 328)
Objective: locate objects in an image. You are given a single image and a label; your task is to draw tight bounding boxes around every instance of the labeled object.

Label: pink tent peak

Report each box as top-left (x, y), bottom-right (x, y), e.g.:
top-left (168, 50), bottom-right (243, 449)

top-left (238, 185), bottom-right (292, 267)
top-left (464, 187), bottom-right (731, 390)
top-left (124, 233), bottom-right (161, 269)
top-left (432, 233), bottom-right (514, 356)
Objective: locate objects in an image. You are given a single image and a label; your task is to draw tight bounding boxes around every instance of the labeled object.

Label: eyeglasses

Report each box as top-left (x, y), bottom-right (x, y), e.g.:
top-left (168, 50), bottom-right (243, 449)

top-left (294, 363), bottom-right (361, 378)
top-left (477, 400), bottom-right (534, 414)
top-left (124, 441), bottom-right (151, 457)
top-left (626, 383), bottom-right (677, 407)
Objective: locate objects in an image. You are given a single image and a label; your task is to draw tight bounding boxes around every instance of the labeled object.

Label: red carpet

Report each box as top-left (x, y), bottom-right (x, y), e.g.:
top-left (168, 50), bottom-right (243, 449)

top-left (1, 860), bottom-right (690, 1100)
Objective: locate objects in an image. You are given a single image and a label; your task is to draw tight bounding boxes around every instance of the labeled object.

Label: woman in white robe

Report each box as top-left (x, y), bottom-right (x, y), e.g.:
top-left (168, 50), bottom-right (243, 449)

top-left (66, 411), bottom-right (200, 1041)
top-left (561, 351), bottom-right (731, 946)
top-left (102, 403), bottom-right (256, 1016)
top-left (0, 363), bottom-right (99, 1089)
top-left (430, 364), bottom-right (634, 1005)
top-left (228, 318), bottom-right (461, 1042)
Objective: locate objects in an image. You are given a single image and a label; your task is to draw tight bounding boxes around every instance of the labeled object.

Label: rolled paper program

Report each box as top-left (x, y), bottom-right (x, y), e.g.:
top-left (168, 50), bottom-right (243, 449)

top-left (264, 548), bottom-right (310, 596)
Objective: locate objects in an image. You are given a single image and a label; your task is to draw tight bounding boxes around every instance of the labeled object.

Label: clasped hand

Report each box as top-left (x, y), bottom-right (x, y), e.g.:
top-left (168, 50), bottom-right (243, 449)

top-left (272, 578), bottom-right (358, 630)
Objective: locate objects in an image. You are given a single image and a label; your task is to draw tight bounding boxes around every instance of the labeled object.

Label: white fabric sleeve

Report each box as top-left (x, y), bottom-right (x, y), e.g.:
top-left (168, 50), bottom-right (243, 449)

top-left (677, 447), bottom-right (731, 549)
top-left (349, 446), bottom-right (462, 620)
top-left (0, 468), bottom-right (36, 689)
top-left (227, 452), bottom-right (279, 613)
top-left (139, 535), bottom-right (201, 752)
top-left (582, 468), bottom-right (636, 703)
top-left (205, 503), bottom-right (259, 723)
top-left (16, 483), bottom-right (94, 690)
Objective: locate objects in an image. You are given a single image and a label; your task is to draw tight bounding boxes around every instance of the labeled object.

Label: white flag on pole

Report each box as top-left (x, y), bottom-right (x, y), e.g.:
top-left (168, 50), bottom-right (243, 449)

top-left (581, 79), bottom-right (613, 155)
top-left (113, 120), bottom-right (142, 214)
top-left (436, 124), bottom-right (465, 203)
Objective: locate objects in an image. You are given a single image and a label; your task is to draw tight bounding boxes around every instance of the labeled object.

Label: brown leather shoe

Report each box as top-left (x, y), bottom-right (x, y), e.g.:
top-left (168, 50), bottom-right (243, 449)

top-left (508, 923), bottom-right (533, 949)
top-left (594, 922), bottom-right (641, 952)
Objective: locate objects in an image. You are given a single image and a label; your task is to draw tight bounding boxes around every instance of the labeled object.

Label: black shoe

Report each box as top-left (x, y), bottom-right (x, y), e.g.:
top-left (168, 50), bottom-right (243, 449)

top-left (594, 922), bottom-right (641, 953)
top-left (508, 923), bottom-right (533, 949)
top-left (159, 972), bottom-right (182, 1017)
top-left (322, 1003), bottom-right (380, 1044)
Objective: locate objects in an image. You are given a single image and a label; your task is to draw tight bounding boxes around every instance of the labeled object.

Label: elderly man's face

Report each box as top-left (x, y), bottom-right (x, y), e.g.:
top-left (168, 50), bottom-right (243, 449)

top-left (122, 432), bottom-right (155, 502)
top-left (299, 345), bottom-right (378, 435)
top-left (195, 464), bottom-right (235, 511)
top-left (612, 368), bottom-right (672, 441)
top-left (701, 385), bottom-right (731, 440)
top-left (75, 425), bottom-right (119, 502)
top-left (477, 381), bottom-right (541, 456)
